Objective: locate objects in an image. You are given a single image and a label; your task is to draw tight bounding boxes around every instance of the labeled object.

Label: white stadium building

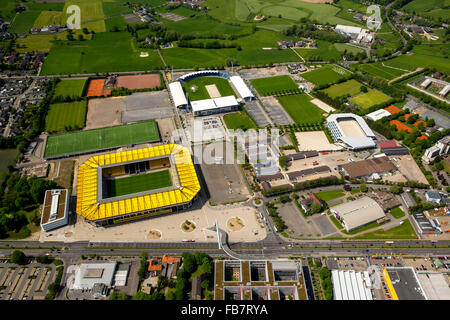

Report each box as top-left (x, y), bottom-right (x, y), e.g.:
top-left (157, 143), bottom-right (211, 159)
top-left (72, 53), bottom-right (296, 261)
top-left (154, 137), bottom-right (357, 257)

top-left (230, 75), bottom-right (254, 101)
top-left (169, 81), bottom-right (188, 108)
top-left (191, 95), bottom-right (240, 116)
top-left (365, 109), bottom-right (391, 122)
top-left (327, 113), bottom-right (376, 150)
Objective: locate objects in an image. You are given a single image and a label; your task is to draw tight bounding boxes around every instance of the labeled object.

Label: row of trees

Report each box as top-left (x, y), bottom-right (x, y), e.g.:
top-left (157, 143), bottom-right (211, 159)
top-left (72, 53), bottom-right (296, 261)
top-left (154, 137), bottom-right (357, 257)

top-left (283, 20), bottom-right (347, 44)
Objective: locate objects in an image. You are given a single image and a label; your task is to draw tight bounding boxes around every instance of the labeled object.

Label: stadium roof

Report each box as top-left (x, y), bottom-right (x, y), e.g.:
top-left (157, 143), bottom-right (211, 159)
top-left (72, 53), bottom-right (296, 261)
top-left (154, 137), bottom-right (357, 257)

top-left (330, 196), bottom-right (385, 231)
top-left (76, 144), bottom-right (200, 222)
top-left (366, 109), bottom-right (391, 122)
top-left (230, 76), bottom-right (254, 100)
top-left (327, 113), bottom-right (376, 149)
top-left (169, 81), bottom-right (188, 107)
top-left (191, 95), bottom-right (238, 113)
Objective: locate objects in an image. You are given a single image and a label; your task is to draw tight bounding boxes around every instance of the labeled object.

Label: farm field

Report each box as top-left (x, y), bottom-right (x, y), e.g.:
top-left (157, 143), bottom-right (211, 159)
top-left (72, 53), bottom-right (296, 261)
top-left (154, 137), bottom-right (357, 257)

top-left (8, 2), bottom-right (65, 34)
top-left (383, 52), bottom-right (450, 75)
top-left (40, 32), bottom-right (164, 75)
top-left (352, 62), bottom-right (407, 80)
top-left (277, 93), bottom-right (324, 124)
top-left (33, 10), bottom-right (63, 28)
top-left (250, 75), bottom-right (298, 96)
top-left (223, 112), bottom-right (257, 131)
top-left (295, 40), bottom-right (343, 62)
top-left (106, 170), bottom-right (172, 197)
top-left (182, 77), bottom-right (236, 101)
top-left (62, 0), bottom-right (106, 32)
top-left (44, 120), bottom-right (159, 158)
top-left (45, 101), bottom-right (87, 133)
top-left (301, 64), bottom-right (351, 87)
top-left (349, 89), bottom-right (392, 109)
top-left (321, 79), bottom-right (363, 99)
top-left (333, 43), bottom-right (365, 55)
top-left (0, 0), bottom-right (20, 21)
top-left (53, 79), bottom-right (87, 100)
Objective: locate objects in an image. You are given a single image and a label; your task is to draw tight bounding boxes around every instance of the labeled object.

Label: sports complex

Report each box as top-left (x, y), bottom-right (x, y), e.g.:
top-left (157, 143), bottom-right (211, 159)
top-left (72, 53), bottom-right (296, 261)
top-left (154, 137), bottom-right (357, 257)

top-left (76, 144), bottom-right (201, 226)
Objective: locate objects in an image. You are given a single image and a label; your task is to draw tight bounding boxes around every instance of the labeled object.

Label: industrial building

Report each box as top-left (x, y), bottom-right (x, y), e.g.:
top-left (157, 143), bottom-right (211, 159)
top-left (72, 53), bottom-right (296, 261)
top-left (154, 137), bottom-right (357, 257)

top-left (334, 25), bottom-right (374, 45)
top-left (331, 270), bottom-right (373, 300)
top-left (229, 75), bottom-right (254, 101)
top-left (76, 144), bottom-right (201, 226)
top-left (412, 212), bottom-right (442, 234)
top-left (383, 267), bottom-right (427, 300)
top-left (40, 189), bottom-right (70, 232)
top-left (338, 156), bottom-right (396, 179)
top-left (417, 273), bottom-right (450, 300)
top-left (326, 113), bottom-right (376, 150)
top-left (378, 141), bottom-right (409, 156)
top-left (330, 196), bottom-right (386, 231)
top-left (191, 96), bottom-right (240, 116)
top-left (70, 262), bottom-right (118, 290)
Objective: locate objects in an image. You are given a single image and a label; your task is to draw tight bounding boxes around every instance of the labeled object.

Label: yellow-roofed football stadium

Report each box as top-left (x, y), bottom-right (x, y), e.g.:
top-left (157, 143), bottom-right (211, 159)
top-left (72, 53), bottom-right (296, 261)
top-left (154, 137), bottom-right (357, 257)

top-left (76, 144), bottom-right (201, 226)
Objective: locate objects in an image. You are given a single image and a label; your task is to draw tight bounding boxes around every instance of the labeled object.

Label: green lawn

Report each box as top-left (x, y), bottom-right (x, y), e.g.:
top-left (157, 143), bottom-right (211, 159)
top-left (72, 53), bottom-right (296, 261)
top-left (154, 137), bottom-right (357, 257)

top-left (322, 79), bottom-right (363, 99)
top-left (329, 214), bottom-right (344, 230)
top-left (45, 101), bottom-right (87, 133)
top-left (301, 64), bottom-right (351, 87)
top-left (44, 120), bottom-right (159, 158)
top-left (53, 79), bottom-right (87, 100)
top-left (342, 221), bottom-right (381, 235)
top-left (315, 190), bottom-right (345, 202)
top-left (353, 220), bottom-right (417, 239)
top-left (295, 40), bottom-right (343, 62)
top-left (0, 149), bottom-right (19, 175)
top-left (353, 62), bottom-right (408, 80)
top-left (9, 2), bottom-right (64, 34)
top-left (349, 89), bottom-right (392, 109)
top-left (223, 112), bottom-right (257, 131)
top-left (277, 93), bottom-right (324, 124)
top-left (390, 207), bottom-right (405, 219)
top-left (107, 170), bottom-right (172, 197)
top-left (41, 32), bottom-right (164, 75)
top-left (250, 75), bottom-right (298, 96)
top-left (181, 77), bottom-right (236, 101)
top-left (333, 43), bottom-right (365, 55)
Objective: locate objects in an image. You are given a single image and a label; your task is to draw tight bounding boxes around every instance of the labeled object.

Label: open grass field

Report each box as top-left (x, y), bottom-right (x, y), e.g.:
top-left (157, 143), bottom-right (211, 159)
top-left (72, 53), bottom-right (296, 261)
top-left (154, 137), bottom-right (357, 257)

top-left (349, 89), bottom-right (392, 109)
top-left (44, 120), bottom-right (159, 158)
top-left (53, 79), bottom-right (87, 99)
top-left (45, 101), bottom-right (87, 133)
top-left (9, 2), bottom-right (64, 34)
top-left (106, 169), bottom-right (172, 197)
top-left (250, 75), bottom-right (298, 96)
top-left (223, 112), bottom-right (257, 131)
top-left (353, 62), bottom-right (407, 80)
top-left (301, 64), bottom-right (351, 86)
top-left (403, 0), bottom-right (450, 20)
top-left (102, 0), bottom-right (133, 16)
top-left (315, 190), bottom-right (345, 202)
top-left (0, 0), bottom-right (20, 21)
top-left (384, 51), bottom-right (450, 75)
top-left (353, 219), bottom-right (417, 239)
top-left (295, 40), bottom-right (343, 62)
top-left (63, 0), bottom-right (106, 32)
top-left (277, 93), bottom-right (324, 124)
top-left (390, 207), bottom-right (405, 219)
top-left (40, 32), bottom-right (164, 75)
top-left (321, 79), bottom-right (363, 99)
top-left (33, 10), bottom-right (63, 28)
top-left (182, 77), bottom-right (236, 101)
top-left (333, 43), bottom-right (365, 55)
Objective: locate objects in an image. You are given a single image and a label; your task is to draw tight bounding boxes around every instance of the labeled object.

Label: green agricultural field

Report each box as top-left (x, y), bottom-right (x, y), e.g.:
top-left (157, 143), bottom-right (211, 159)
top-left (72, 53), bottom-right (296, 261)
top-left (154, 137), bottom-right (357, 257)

top-left (250, 75), bottom-right (298, 96)
top-left (63, 0), bottom-right (106, 32)
top-left (301, 64), bottom-right (351, 86)
top-left (45, 101), bottom-right (87, 133)
top-left (53, 79), bottom-right (87, 100)
top-left (107, 170), bottom-right (172, 197)
top-left (33, 11), bottom-right (63, 28)
top-left (383, 52), bottom-right (450, 75)
top-left (102, 0), bottom-right (133, 16)
top-left (333, 43), bottom-right (365, 55)
top-left (182, 77), bottom-right (236, 101)
top-left (295, 40), bottom-right (343, 62)
top-left (349, 89), bottom-right (392, 109)
top-left (353, 62), bottom-right (408, 80)
top-left (9, 2), bottom-right (65, 34)
top-left (277, 93), bottom-right (324, 124)
top-left (44, 120), bottom-right (159, 158)
top-left (40, 32), bottom-right (164, 75)
top-left (223, 112), bottom-right (257, 131)
top-left (322, 79), bottom-right (363, 99)
top-left (315, 190), bottom-right (345, 202)
top-left (0, 0), bottom-right (21, 21)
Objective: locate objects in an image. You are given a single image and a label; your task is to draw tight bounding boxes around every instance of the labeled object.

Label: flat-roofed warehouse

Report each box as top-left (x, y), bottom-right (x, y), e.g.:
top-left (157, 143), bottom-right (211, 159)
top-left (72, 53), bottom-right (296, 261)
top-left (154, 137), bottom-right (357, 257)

top-left (71, 262), bottom-right (118, 290)
top-left (338, 156), bottom-right (396, 178)
top-left (383, 267), bottom-right (427, 300)
top-left (40, 189), bottom-right (70, 232)
top-left (330, 196), bottom-right (386, 231)
top-left (76, 144), bottom-right (201, 226)
top-left (417, 273), bottom-right (450, 300)
top-left (332, 270), bottom-right (373, 300)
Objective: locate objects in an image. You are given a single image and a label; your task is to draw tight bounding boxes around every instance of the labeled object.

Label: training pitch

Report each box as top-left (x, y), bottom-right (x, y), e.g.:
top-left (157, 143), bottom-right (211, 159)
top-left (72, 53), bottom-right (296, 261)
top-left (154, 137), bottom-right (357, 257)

top-left (44, 120), bottom-right (159, 158)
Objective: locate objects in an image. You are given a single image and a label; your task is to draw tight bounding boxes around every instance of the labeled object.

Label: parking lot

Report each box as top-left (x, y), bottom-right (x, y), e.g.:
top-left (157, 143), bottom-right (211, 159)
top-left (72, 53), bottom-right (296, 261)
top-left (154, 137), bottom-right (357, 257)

top-left (244, 101), bottom-right (271, 127)
top-left (0, 260), bottom-right (56, 300)
top-left (260, 96), bottom-right (293, 125)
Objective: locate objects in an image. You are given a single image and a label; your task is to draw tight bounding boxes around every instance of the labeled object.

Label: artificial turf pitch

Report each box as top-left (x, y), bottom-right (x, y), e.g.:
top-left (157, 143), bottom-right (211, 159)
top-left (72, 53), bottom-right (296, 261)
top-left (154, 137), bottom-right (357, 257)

top-left (106, 170), bottom-right (172, 197)
top-left (44, 120), bottom-right (159, 158)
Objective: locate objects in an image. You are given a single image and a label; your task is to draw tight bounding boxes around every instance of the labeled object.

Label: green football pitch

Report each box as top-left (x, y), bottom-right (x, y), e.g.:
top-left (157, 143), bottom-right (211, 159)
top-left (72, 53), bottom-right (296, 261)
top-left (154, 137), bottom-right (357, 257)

top-left (44, 120), bottom-right (159, 158)
top-left (106, 170), bottom-right (172, 197)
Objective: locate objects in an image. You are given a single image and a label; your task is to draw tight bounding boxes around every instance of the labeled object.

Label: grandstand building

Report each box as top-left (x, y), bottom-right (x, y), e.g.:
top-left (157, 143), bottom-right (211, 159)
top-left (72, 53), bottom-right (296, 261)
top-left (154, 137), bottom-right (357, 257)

top-left (326, 113), bottom-right (376, 150)
top-left (229, 76), bottom-right (254, 101)
top-left (169, 81), bottom-right (188, 108)
top-left (191, 96), bottom-right (240, 116)
top-left (76, 144), bottom-right (200, 226)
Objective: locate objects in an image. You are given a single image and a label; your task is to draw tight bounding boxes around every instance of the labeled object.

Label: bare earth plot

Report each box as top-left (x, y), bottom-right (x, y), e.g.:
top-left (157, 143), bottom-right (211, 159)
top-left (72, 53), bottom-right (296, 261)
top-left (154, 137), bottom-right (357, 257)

top-left (239, 66), bottom-right (291, 80)
top-left (85, 97), bottom-right (124, 130)
top-left (295, 131), bottom-right (342, 151)
top-left (205, 84), bottom-right (221, 98)
top-left (338, 120), bottom-right (366, 137)
top-left (122, 91), bottom-right (173, 123)
top-left (310, 98), bottom-right (335, 113)
top-left (244, 101), bottom-right (271, 127)
top-left (394, 154), bottom-right (429, 185)
top-left (116, 74), bottom-right (161, 89)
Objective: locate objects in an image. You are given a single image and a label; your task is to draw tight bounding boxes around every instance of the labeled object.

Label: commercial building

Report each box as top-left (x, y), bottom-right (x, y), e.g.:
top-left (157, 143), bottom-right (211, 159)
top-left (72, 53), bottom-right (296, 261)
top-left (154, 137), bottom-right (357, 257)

top-left (331, 270), bottom-right (373, 300)
top-left (230, 75), bottom-right (254, 101)
top-left (412, 212), bottom-right (442, 234)
top-left (286, 165), bottom-right (331, 182)
top-left (330, 196), bottom-right (386, 231)
top-left (40, 189), bottom-right (70, 232)
top-left (366, 109), bottom-right (391, 122)
top-left (76, 144), bottom-right (201, 226)
top-left (71, 262), bottom-right (118, 290)
top-left (383, 267), bottom-right (427, 300)
top-left (191, 96), bottom-right (239, 116)
top-left (327, 113), bottom-right (376, 150)
top-left (417, 273), bottom-right (450, 300)
top-left (338, 156), bottom-right (396, 179)
top-left (168, 81), bottom-right (188, 107)
top-left (422, 135), bottom-right (450, 163)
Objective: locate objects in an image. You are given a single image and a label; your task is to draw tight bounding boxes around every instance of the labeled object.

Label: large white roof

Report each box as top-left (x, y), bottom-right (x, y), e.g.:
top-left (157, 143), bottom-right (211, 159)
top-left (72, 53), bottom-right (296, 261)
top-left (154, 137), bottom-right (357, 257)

top-left (327, 113), bottom-right (376, 149)
top-left (331, 196), bottom-right (385, 231)
top-left (230, 76), bottom-right (254, 99)
top-left (169, 81), bottom-right (188, 107)
top-left (366, 109), bottom-right (391, 122)
top-left (332, 269), bottom-right (373, 300)
top-left (191, 95), bottom-right (238, 113)
top-left (335, 24), bottom-right (364, 34)
top-left (73, 262), bottom-right (117, 289)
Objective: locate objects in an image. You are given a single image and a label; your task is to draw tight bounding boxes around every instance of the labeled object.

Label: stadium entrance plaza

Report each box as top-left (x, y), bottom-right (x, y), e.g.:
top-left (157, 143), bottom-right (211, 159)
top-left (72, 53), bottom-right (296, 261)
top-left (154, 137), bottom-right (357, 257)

top-left (39, 204), bottom-right (266, 243)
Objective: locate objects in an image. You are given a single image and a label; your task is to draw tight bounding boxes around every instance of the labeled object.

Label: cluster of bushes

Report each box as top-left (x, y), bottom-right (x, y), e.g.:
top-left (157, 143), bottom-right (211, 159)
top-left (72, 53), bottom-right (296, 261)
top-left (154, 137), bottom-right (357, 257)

top-left (137, 252), bottom-right (148, 283)
top-left (262, 176), bottom-right (344, 197)
top-left (318, 267), bottom-right (333, 300)
top-left (45, 263), bottom-right (64, 300)
top-left (178, 39), bottom-right (238, 49)
top-left (266, 202), bottom-right (286, 231)
top-left (283, 21), bottom-right (347, 43)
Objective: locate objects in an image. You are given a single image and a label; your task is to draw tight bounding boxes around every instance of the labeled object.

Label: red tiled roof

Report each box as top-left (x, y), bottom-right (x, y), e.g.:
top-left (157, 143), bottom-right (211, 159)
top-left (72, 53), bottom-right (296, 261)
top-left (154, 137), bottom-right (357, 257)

top-left (162, 255), bottom-right (181, 264)
top-left (148, 260), bottom-right (162, 272)
top-left (378, 141), bottom-right (398, 149)
top-left (417, 135), bottom-right (428, 140)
